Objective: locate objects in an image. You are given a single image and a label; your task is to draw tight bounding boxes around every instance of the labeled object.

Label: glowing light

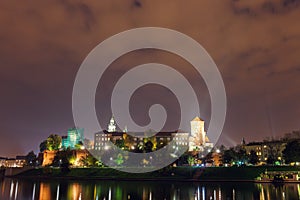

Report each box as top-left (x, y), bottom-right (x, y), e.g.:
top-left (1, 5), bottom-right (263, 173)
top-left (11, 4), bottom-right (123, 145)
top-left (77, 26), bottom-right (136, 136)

top-left (56, 185), bottom-right (60, 200)
top-left (233, 189), bottom-right (235, 200)
top-left (108, 187), bottom-right (111, 200)
top-left (213, 189), bottom-right (216, 200)
top-left (14, 182), bottom-right (18, 200)
top-left (32, 183), bottom-right (36, 200)
top-left (9, 181), bottom-right (14, 199)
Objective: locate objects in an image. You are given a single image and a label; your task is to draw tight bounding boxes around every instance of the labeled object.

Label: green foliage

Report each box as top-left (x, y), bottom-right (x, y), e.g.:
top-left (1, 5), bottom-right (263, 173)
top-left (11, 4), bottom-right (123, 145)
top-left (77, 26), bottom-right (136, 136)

top-left (115, 139), bottom-right (125, 149)
top-left (75, 141), bottom-right (84, 150)
top-left (79, 154), bottom-right (101, 167)
top-left (40, 134), bottom-right (62, 152)
top-left (47, 134), bottom-right (62, 151)
top-left (187, 156), bottom-right (195, 166)
top-left (115, 154), bottom-right (124, 166)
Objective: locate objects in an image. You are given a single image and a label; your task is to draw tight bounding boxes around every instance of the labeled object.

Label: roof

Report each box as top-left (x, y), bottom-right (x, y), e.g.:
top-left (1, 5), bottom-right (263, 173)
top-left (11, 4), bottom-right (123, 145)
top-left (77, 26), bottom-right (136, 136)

top-left (192, 116), bottom-right (204, 122)
top-left (98, 130), bottom-right (178, 137)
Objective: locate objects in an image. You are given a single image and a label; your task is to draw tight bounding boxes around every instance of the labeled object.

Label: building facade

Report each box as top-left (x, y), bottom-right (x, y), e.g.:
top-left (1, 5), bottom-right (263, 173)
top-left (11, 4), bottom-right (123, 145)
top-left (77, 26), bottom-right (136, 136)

top-left (94, 116), bottom-right (213, 153)
top-left (62, 128), bottom-right (84, 149)
top-left (189, 117), bottom-right (213, 151)
top-left (244, 141), bottom-right (287, 164)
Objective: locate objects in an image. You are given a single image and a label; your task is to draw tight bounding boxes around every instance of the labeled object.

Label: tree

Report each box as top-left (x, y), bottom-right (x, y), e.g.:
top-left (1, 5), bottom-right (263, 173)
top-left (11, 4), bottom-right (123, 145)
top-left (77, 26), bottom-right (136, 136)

top-left (249, 150), bottom-right (259, 165)
top-left (115, 139), bottom-right (125, 149)
top-left (267, 155), bottom-right (276, 165)
top-left (235, 146), bottom-right (248, 165)
top-left (222, 148), bottom-right (237, 164)
top-left (52, 149), bottom-right (74, 172)
top-left (115, 154), bottom-right (124, 166)
top-left (283, 140), bottom-right (300, 164)
top-left (144, 141), bottom-right (154, 153)
top-left (187, 155), bottom-right (195, 166)
top-left (25, 151), bottom-right (37, 166)
top-left (39, 140), bottom-right (47, 152)
top-left (79, 154), bottom-right (101, 167)
top-left (266, 142), bottom-right (282, 165)
top-left (75, 141), bottom-right (84, 150)
top-left (47, 134), bottom-right (62, 151)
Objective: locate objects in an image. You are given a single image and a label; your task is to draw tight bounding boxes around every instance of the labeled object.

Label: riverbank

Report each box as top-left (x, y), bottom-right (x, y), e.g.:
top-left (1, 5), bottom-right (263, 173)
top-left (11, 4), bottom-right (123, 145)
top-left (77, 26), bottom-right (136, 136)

top-left (11, 166), bottom-right (300, 182)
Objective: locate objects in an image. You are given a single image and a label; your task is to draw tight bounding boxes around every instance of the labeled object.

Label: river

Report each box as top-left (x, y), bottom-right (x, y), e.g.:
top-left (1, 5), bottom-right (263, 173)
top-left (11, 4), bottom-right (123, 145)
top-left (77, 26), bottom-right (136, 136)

top-left (0, 178), bottom-right (299, 200)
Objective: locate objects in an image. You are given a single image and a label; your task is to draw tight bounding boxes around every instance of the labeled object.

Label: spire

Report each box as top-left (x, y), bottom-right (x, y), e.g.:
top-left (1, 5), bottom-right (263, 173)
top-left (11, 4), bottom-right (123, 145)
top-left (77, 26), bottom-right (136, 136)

top-left (123, 126), bottom-right (128, 133)
top-left (108, 116), bottom-right (116, 132)
top-left (241, 137), bottom-right (246, 145)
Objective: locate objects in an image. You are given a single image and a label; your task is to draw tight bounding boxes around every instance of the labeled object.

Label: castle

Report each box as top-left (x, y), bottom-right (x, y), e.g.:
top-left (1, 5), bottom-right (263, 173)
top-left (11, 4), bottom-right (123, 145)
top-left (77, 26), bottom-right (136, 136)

top-left (94, 116), bottom-right (213, 152)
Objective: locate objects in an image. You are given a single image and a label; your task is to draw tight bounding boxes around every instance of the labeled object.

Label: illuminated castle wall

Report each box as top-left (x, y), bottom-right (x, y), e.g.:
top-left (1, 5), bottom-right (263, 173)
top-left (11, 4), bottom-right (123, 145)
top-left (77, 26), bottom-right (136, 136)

top-left (94, 116), bottom-right (213, 152)
top-left (189, 117), bottom-right (213, 151)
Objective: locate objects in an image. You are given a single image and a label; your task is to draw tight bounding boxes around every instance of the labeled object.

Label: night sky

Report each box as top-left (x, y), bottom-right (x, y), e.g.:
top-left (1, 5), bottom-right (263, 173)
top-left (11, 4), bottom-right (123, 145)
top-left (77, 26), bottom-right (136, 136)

top-left (1, 0), bottom-right (300, 157)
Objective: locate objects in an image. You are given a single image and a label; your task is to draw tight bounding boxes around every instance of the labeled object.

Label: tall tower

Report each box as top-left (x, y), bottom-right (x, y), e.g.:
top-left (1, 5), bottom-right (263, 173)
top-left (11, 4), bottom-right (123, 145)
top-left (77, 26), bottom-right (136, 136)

top-left (190, 117), bottom-right (206, 146)
top-left (108, 116), bottom-right (116, 132)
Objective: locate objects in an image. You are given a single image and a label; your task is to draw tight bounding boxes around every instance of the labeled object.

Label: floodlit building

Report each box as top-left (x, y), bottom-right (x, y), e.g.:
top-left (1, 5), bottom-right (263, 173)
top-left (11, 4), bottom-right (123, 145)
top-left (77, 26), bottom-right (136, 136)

top-left (0, 156), bottom-right (26, 168)
top-left (189, 117), bottom-right (213, 151)
top-left (62, 128), bottom-right (84, 149)
top-left (244, 141), bottom-right (287, 164)
top-left (94, 116), bottom-right (212, 153)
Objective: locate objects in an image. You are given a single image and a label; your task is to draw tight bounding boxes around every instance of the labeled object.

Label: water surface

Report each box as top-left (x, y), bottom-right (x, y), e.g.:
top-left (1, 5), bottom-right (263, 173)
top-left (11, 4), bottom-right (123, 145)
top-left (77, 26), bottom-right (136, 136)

top-left (0, 178), bottom-right (299, 200)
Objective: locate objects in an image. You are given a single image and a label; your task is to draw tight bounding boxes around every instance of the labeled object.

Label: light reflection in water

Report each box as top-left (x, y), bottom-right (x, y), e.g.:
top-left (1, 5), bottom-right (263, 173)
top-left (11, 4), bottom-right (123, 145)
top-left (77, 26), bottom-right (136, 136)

top-left (213, 189), bottom-right (216, 200)
top-left (9, 181), bottom-right (14, 198)
top-left (39, 182), bottom-right (51, 200)
top-left (32, 183), bottom-right (36, 200)
top-left (14, 181), bottom-right (18, 200)
top-left (0, 179), bottom-right (300, 199)
top-left (108, 187), bottom-right (111, 200)
top-left (56, 184), bottom-right (60, 200)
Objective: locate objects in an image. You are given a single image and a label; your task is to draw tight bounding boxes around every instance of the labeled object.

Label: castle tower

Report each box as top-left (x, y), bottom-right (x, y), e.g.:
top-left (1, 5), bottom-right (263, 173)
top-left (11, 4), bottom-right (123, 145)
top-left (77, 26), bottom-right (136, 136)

top-left (190, 117), bottom-right (206, 146)
top-left (108, 116), bottom-right (116, 132)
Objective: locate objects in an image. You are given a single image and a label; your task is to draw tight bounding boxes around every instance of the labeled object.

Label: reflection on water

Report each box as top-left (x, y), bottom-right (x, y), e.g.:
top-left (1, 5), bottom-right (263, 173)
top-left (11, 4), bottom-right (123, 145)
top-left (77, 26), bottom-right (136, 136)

top-left (0, 178), bottom-right (299, 200)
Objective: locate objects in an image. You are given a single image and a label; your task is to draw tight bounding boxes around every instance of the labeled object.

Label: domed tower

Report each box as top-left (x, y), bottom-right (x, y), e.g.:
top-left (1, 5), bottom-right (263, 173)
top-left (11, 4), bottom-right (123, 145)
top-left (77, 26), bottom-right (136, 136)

top-left (108, 116), bottom-right (116, 132)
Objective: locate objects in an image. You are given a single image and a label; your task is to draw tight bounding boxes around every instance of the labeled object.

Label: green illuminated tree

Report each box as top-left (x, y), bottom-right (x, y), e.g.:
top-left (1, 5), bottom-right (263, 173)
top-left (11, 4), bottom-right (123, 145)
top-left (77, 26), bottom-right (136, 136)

top-left (115, 154), bottom-right (124, 166)
top-left (47, 134), bottom-right (62, 151)
top-left (187, 155), bottom-right (195, 166)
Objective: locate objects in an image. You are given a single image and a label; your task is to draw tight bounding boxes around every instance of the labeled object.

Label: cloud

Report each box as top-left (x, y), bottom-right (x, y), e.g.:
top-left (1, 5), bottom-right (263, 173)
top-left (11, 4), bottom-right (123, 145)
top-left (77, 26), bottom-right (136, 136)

top-left (231, 0), bottom-right (300, 15)
top-left (0, 0), bottom-right (299, 155)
